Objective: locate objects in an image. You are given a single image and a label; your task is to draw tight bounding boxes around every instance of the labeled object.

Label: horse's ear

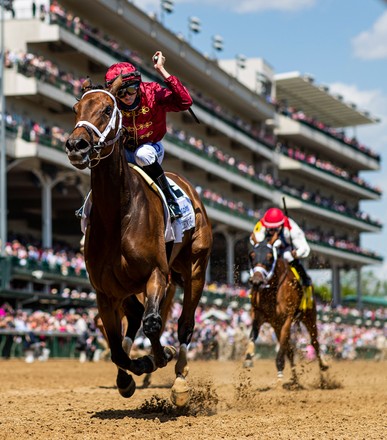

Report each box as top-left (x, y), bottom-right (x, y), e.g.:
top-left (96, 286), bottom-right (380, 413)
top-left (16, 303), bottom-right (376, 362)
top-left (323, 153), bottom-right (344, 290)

top-left (109, 75), bottom-right (123, 96)
top-left (81, 77), bottom-right (93, 93)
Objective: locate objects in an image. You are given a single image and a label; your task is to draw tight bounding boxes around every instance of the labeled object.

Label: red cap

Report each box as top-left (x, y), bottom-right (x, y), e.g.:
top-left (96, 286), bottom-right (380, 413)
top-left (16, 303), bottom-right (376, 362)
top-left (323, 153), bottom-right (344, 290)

top-left (105, 62), bottom-right (141, 86)
top-left (262, 208), bottom-right (285, 228)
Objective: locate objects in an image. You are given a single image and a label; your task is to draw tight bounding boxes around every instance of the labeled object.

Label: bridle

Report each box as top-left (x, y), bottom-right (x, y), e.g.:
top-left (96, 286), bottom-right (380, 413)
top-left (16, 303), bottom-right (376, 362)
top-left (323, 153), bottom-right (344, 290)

top-left (251, 239), bottom-right (288, 289)
top-left (69, 89), bottom-right (123, 168)
top-left (252, 241), bottom-right (279, 282)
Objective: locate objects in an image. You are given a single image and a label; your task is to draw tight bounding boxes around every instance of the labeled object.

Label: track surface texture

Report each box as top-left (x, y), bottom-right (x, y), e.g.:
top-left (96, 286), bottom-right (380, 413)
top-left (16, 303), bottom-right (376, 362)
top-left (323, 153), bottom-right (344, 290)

top-left (1, 359), bottom-right (386, 439)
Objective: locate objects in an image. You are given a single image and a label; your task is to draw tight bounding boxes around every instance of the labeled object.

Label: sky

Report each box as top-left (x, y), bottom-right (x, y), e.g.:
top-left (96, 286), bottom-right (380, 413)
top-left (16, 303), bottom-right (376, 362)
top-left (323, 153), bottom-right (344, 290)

top-left (133, 0), bottom-right (387, 278)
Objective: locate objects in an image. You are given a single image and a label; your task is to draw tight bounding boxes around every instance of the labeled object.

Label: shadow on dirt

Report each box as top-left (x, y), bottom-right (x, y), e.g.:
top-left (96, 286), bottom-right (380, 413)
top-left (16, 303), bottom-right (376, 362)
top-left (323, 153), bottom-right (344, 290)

top-left (92, 378), bottom-right (219, 421)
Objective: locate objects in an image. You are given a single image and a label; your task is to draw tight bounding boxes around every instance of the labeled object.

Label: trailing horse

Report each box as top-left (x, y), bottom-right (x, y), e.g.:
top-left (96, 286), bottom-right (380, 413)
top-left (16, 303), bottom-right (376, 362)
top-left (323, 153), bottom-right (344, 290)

top-left (244, 234), bottom-right (328, 386)
top-left (65, 78), bottom-right (212, 406)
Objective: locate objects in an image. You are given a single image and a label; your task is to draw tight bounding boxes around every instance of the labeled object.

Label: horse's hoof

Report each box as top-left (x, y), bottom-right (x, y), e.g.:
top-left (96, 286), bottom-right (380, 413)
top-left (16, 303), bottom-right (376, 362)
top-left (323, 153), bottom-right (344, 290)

top-left (320, 363), bottom-right (329, 371)
top-left (117, 369), bottom-right (136, 398)
top-left (171, 377), bottom-right (190, 407)
top-left (243, 359), bottom-right (254, 369)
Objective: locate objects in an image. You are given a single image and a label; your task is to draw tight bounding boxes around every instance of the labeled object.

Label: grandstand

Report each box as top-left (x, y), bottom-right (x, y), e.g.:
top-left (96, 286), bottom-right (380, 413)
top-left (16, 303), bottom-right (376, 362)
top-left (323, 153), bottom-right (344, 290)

top-left (0, 0), bottom-right (383, 310)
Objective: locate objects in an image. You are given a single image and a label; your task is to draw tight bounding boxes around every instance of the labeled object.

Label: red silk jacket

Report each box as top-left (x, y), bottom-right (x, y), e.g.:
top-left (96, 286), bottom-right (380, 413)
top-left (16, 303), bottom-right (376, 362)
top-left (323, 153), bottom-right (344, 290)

top-left (118, 75), bottom-right (192, 149)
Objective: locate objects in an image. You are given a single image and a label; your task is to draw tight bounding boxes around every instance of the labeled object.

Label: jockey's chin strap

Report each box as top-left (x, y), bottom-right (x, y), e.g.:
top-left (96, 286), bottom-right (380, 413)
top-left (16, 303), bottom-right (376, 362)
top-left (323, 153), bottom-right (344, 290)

top-left (74, 89), bottom-right (123, 168)
top-left (252, 242), bottom-right (279, 283)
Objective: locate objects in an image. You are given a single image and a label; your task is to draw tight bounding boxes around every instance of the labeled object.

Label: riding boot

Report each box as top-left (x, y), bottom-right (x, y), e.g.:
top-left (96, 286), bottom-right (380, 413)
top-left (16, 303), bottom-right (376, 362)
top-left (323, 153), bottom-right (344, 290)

top-left (142, 162), bottom-right (182, 221)
top-left (290, 259), bottom-right (312, 286)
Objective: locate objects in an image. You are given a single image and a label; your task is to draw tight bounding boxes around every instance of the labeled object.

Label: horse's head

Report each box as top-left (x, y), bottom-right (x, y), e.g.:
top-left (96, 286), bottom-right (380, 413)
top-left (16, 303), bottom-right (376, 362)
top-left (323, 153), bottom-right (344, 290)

top-left (65, 77), bottom-right (123, 169)
top-left (249, 233), bottom-right (282, 290)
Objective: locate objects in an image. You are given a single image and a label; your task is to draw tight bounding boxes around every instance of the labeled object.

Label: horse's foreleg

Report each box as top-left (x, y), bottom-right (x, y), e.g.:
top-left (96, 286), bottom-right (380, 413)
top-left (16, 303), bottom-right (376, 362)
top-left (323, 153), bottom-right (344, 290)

top-left (243, 314), bottom-right (263, 368)
top-left (97, 292), bottom-right (154, 378)
top-left (275, 317), bottom-right (294, 380)
top-left (143, 268), bottom-right (174, 369)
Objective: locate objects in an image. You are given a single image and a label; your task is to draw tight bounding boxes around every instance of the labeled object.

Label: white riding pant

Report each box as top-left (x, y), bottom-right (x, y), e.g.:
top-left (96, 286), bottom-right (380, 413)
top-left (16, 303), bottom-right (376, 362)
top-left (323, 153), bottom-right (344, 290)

top-left (125, 141), bottom-right (165, 166)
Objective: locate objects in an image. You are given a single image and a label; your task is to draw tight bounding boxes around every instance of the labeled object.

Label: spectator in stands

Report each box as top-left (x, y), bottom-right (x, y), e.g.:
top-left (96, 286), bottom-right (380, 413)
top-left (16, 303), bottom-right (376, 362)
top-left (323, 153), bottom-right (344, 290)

top-left (104, 51), bottom-right (193, 220)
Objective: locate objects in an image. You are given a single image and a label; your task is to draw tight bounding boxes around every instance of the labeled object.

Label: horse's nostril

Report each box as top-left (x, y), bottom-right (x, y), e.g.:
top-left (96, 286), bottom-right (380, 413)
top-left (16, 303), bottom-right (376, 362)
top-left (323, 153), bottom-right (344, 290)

top-left (66, 138), bottom-right (89, 152)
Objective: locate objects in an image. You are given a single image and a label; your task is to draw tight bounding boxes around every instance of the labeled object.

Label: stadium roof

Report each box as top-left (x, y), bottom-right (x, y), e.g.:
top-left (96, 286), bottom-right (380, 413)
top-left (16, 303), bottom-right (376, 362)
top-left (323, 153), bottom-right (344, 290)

top-left (275, 71), bottom-right (380, 128)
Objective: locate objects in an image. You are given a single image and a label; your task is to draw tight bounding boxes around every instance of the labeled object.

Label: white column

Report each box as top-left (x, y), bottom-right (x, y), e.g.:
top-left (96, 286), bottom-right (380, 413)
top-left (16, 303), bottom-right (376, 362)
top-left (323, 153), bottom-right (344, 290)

top-left (42, 181), bottom-right (52, 248)
top-left (356, 267), bottom-right (362, 310)
top-left (331, 264), bottom-right (341, 307)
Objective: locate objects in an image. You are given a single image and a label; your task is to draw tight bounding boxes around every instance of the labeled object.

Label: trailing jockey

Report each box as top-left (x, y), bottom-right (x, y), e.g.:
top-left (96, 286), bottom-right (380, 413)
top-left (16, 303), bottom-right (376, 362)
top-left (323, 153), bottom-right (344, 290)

top-left (250, 207), bottom-right (313, 307)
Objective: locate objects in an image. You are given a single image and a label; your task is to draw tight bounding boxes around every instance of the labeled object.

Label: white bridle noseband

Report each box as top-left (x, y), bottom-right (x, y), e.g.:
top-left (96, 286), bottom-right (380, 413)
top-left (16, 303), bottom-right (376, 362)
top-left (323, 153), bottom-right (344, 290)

top-left (72, 89), bottom-right (123, 168)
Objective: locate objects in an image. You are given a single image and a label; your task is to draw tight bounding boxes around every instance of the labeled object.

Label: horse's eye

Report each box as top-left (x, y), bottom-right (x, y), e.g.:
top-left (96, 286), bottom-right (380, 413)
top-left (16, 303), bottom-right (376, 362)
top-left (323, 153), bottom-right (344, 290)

top-left (105, 105), bottom-right (113, 115)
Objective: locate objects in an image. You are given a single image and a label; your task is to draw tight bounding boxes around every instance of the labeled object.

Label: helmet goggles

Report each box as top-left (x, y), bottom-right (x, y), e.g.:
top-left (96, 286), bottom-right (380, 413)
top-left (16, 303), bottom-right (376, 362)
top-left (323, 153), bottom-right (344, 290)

top-left (117, 81), bottom-right (140, 98)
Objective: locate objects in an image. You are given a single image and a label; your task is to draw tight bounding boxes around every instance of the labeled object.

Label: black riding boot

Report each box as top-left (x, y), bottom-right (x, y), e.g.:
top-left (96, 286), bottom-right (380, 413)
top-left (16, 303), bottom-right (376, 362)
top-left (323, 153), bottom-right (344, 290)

top-left (290, 259), bottom-right (312, 286)
top-left (142, 162), bottom-right (182, 221)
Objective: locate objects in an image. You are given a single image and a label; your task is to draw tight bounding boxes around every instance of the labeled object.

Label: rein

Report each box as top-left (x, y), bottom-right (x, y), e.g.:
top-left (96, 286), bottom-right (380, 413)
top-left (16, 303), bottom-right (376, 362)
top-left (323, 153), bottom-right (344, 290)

top-left (72, 89), bottom-right (123, 168)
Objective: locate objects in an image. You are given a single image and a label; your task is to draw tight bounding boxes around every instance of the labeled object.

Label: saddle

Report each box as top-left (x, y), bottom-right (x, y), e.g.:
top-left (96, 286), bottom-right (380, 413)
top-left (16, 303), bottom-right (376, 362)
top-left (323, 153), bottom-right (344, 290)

top-left (78, 165), bottom-right (195, 244)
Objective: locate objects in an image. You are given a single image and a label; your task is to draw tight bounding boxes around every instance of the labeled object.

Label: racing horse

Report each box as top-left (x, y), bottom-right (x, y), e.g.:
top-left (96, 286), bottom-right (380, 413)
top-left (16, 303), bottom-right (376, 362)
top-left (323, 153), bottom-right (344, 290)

top-left (244, 233), bottom-right (328, 385)
top-left (65, 77), bottom-right (212, 406)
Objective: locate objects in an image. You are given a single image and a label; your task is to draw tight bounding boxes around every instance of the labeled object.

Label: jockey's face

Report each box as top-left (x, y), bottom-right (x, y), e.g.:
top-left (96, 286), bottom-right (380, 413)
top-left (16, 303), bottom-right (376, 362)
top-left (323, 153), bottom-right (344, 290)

top-left (117, 82), bottom-right (140, 105)
top-left (266, 227), bottom-right (281, 236)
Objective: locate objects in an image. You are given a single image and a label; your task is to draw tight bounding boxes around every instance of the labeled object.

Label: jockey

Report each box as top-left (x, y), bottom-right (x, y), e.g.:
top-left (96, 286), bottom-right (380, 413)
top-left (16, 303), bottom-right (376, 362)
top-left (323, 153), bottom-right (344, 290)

top-left (250, 207), bottom-right (312, 287)
top-left (104, 51), bottom-right (193, 221)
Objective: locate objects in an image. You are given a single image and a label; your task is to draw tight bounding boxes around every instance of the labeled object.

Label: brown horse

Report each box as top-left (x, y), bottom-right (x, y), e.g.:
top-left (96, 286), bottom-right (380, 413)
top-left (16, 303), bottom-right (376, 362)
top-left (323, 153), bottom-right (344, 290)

top-left (244, 234), bottom-right (328, 385)
top-left (65, 78), bottom-right (212, 406)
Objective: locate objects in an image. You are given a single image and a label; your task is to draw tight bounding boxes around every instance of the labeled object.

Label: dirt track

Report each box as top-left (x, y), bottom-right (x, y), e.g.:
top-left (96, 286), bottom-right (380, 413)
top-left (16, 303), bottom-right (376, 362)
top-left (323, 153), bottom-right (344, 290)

top-left (0, 358), bottom-right (386, 440)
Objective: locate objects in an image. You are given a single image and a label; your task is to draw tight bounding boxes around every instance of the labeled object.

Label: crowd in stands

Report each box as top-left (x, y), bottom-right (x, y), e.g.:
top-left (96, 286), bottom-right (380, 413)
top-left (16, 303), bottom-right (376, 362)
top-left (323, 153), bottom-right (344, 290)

top-left (5, 237), bottom-right (86, 277)
top-left (5, 49), bottom-right (85, 97)
top-left (3, 235), bottom-right (382, 304)
top-left (2, 15), bottom-right (382, 228)
top-left (2, 99), bottom-right (381, 227)
top-left (1, 299), bottom-right (386, 363)
top-left (5, 1), bottom-right (380, 163)
top-left (278, 142), bottom-right (382, 194)
top-left (167, 125), bottom-right (381, 226)
top-left (277, 104), bottom-right (380, 161)
top-left (48, 0), bottom-right (379, 158)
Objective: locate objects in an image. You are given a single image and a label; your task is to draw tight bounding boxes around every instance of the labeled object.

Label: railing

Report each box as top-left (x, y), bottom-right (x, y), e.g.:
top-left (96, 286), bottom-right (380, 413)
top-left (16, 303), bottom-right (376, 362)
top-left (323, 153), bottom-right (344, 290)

top-left (0, 329), bottom-right (382, 360)
top-left (0, 329), bottom-right (92, 358)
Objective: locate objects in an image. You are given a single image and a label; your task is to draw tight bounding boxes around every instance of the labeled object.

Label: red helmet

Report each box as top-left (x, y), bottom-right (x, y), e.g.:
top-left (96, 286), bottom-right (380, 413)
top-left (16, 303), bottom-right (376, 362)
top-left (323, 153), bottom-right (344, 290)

top-left (105, 62), bottom-right (141, 87)
top-left (262, 208), bottom-right (285, 228)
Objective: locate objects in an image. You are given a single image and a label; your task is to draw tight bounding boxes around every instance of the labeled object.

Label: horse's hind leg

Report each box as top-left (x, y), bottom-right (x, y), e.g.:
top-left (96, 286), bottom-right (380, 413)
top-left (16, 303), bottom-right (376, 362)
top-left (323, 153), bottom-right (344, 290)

top-left (171, 256), bottom-right (207, 407)
top-left (275, 317), bottom-right (296, 381)
top-left (302, 307), bottom-right (329, 371)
